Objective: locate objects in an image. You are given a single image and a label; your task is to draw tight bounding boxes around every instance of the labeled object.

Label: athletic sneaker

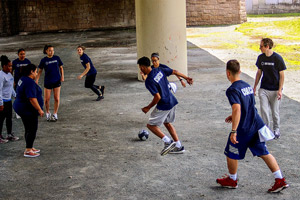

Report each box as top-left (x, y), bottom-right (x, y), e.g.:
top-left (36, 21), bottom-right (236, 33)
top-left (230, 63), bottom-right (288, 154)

top-left (16, 113), bottom-right (21, 119)
top-left (96, 95), bottom-right (104, 101)
top-left (7, 133), bottom-right (19, 141)
top-left (216, 175), bottom-right (238, 189)
top-left (100, 86), bottom-right (105, 96)
top-left (51, 114), bottom-right (57, 122)
top-left (24, 151), bottom-right (40, 158)
top-left (274, 130), bottom-right (281, 139)
top-left (169, 146), bottom-right (185, 154)
top-left (32, 147), bottom-right (40, 153)
top-left (268, 178), bottom-right (289, 193)
top-left (0, 137), bottom-right (8, 144)
top-left (160, 140), bottom-right (176, 156)
top-left (46, 112), bottom-right (51, 121)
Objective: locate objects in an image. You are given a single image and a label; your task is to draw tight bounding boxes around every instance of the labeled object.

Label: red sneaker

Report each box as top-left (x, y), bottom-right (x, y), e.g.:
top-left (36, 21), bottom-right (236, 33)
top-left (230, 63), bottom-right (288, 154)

top-left (32, 147), bottom-right (40, 153)
top-left (216, 175), bottom-right (238, 189)
top-left (24, 151), bottom-right (40, 158)
top-left (268, 178), bottom-right (289, 193)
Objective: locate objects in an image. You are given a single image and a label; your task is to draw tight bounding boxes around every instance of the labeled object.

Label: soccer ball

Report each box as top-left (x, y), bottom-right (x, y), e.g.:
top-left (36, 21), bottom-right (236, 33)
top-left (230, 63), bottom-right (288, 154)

top-left (138, 129), bottom-right (149, 141)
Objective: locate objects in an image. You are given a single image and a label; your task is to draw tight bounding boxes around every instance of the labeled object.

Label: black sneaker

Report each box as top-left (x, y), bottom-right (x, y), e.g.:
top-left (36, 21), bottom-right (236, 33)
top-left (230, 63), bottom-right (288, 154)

top-left (96, 96), bottom-right (104, 101)
top-left (169, 146), bottom-right (185, 154)
top-left (100, 86), bottom-right (105, 96)
top-left (160, 140), bottom-right (176, 156)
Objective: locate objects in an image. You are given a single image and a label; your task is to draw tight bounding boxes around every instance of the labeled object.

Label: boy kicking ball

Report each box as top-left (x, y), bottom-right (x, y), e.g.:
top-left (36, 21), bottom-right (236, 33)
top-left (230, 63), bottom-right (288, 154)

top-left (137, 56), bottom-right (193, 156)
top-left (217, 60), bottom-right (288, 193)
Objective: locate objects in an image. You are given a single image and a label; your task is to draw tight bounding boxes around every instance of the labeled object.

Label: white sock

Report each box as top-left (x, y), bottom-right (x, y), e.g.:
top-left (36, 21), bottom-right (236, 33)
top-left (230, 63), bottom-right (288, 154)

top-left (162, 136), bottom-right (171, 143)
top-left (273, 170), bottom-right (283, 179)
top-left (176, 141), bottom-right (181, 148)
top-left (229, 173), bottom-right (237, 181)
top-left (53, 113), bottom-right (58, 118)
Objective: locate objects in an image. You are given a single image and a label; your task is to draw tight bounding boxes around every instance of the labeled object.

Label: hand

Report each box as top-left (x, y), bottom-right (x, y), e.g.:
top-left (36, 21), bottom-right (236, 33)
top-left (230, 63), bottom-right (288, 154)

top-left (186, 77), bottom-right (193, 85)
top-left (277, 90), bottom-right (282, 100)
top-left (142, 106), bottom-right (150, 114)
top-left (77, 75), bottom-right (82, 80)
top-left (0, 105), bottom-right (3, 112)
top-left (61, 77), bottom-right (64, 82)
top-left (225, 115), bottom-right (232, 123)
top-left (38, 109), bottom-right (44, 117)
top-left (230, 132), bottom-right (239, 144)
top-left (180, 80), bottom-right (186, 87)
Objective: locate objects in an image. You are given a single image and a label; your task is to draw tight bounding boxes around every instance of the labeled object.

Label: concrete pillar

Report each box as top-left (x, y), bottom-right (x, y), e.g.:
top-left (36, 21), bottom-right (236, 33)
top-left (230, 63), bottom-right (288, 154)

top-left (135, 0), bottom-right (187, 81)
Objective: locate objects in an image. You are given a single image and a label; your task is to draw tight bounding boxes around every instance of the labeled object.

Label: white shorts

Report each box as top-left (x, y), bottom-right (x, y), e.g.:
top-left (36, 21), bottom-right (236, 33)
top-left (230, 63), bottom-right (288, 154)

top-left (148, 106), bottom-right (176, 126)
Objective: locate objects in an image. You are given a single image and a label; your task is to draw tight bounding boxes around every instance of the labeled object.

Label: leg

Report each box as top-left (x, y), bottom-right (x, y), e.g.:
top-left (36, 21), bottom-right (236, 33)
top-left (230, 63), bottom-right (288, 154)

top-left (260, 154), bottom-right (280, 173)
top-left (216, 156), bottom-right (239, 188)
top-left (227, 157), bottom-right (238, 174)
top-left (269, 91), bottom-right (281, 132)
top-left (164, 123), bottom-right (178, 142)
top-left (147, 124), bottom-right (165, 139)
top-left (5, 101), bottom-right (13, 135)
top-left (53, 86), bottom-right (61, 114)
top-left (44, 88), bottom-right (52, 114)
top-left (259, 88), bottom-right (271, 128)
top-left (0, 105), bottom-right (6, 135)
top-left (21, 115), bottom-right (38, 149)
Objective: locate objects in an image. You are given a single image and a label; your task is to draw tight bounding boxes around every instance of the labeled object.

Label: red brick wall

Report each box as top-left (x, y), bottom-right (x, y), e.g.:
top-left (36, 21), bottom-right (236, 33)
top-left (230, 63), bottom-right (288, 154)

top-left (1, 0), bottom-right (246, 35)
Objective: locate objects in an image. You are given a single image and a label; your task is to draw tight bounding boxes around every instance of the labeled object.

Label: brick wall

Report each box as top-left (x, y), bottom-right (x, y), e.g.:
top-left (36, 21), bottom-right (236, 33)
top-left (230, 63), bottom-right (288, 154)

top-left (1, 0), bottom-right (246, 36)
top-left (186, 0), bottom-right (247, 26)
top-left (0, 0), bottom-right (19, 36)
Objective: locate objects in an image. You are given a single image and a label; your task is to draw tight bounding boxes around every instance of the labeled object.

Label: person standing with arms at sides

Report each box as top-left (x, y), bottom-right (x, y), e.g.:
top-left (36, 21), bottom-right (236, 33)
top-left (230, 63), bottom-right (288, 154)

top-left (217, 60), bottom-right (288, 193)
top-left (0, 55), bottom-right (18, 143)
top-left (137, 56), bottom-right (193, 155)
top-left (77, 46), bottom-right (105, 101)
top-left (253, 38), bottom-right (286, 139)
top-left (140, 53), bottom-right (187, 88)
top-left (12, 48), bottom-right (31, 90)
top-left (36, 44), bottom-right (64, 122)
top-left (13, 64), bottom-right (44, 158)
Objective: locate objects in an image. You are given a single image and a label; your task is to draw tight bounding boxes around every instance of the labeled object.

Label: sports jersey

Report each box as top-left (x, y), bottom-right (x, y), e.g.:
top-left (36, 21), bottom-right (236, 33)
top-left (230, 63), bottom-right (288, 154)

top-left (0, 71), bottom-right (16, 105)
top-left (13, 76), bottom-right (43, 116)
top-left (12, 58), bottom-right (31, 84)
top-left (151, 63), bottom-right (171, 70)
top-left (256, 52), bottom-right (286, 91)
top-left (226, 80), bottom-right (264, 141)
top-left (145, 67), bottom-right (178, 110)
top-left (80, 53), bottom-right (97, 76)
top-left (38, 55), bottom-right (63, 85)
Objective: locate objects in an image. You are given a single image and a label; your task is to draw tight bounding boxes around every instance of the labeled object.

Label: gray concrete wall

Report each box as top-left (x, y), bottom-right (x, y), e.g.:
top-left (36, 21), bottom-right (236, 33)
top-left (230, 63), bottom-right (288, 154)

top-left (247, 0), bottom-right (300, 14)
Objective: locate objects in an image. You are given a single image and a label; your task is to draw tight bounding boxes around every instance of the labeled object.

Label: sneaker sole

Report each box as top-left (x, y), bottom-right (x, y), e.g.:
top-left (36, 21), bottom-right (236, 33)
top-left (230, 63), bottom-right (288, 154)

top-left (24, 154), bottom-right (40, 158)
top-left (169, 149), bottom-right (185, 154)
top-left (216, 182), bottom-right (238, 189)
top-left (269, 184), bottom-right (289, 193)
top-left (161, 142), bottom-right (176, 156)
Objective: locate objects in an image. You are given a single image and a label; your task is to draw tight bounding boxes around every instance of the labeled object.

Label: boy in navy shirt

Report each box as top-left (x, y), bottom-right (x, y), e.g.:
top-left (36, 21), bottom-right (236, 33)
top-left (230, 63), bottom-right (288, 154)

top-left (217, 60), bottom-right (288, 193)
top-left (253, 38), bottom-right (286, 139)
top-left (137, 56), bottom-right (193, 155)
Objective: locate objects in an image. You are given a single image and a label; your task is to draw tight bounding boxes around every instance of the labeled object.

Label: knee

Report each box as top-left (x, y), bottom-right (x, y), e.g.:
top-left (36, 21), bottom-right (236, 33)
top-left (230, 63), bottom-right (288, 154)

top-left (164, 123), bottom-right (171, 128)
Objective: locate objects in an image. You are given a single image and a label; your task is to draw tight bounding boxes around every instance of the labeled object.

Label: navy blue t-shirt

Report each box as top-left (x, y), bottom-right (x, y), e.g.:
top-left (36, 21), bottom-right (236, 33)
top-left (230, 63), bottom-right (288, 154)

top-left (145, 67), bottom-right (178, 110)
top-left (80, 53), bottom-right (97, 76)
top-left (38, 55), bottom-right (63, 85)
top-left (12, 58), bottom-right (31, 84)
top-left (13, 76), bottom-right (43, 116)
top-left (226, 80), bottom-right (264, 140)
top-left (151, 63), bottom-right (170, 70)
top-left (256, 52), bottom-right (286, 91)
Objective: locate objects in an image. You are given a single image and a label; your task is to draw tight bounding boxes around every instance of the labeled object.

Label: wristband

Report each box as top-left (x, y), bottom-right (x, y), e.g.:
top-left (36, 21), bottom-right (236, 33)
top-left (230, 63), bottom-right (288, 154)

top-left (230, 130), bottom-right (237, 134)
top-left (179, 79), bottom-right (183, 81)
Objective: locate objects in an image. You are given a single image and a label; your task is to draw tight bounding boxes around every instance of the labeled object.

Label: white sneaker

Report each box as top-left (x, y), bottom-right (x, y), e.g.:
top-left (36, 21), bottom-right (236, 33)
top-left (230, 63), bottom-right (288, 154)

top-left (46, 113), bottom-right (51, 121)
top-left (51, 114), bottom-right (58, 122)
top-left (16, 113), bottom-right (21, 119)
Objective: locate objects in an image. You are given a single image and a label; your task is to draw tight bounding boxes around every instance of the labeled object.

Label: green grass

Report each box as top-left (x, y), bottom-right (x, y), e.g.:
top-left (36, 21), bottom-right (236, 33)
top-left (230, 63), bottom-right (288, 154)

top-left (248, 13), bottom-right (300, 18)
top-left (236, 16), bottom-right (300, 69)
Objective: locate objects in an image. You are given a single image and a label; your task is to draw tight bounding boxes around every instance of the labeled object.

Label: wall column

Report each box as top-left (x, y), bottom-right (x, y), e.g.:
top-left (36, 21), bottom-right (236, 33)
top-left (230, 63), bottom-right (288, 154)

top-left (135, 0), bottom-right (187, 81)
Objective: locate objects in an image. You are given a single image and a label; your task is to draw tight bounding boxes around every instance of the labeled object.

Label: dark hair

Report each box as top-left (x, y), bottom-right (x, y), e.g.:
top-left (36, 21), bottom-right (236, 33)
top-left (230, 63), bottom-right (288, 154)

top-left (77, 45), bottom-right (86, 50)
top-left (261, 38), bottom-right (273, 49)
top-left (137, 56), bottom-right (150, 67)
top-left (21, 63), bottom-right (37, 76)
top-left (17, 48), bottom-right (25, 54)
top-left (0, 55), bottom-right (11, 67)
top-left (226, 60), bottom-right (240, 75)
top-left (151, 52), bottom-right (159, 59)
top-left (43, 44), bottom-right (53, 54)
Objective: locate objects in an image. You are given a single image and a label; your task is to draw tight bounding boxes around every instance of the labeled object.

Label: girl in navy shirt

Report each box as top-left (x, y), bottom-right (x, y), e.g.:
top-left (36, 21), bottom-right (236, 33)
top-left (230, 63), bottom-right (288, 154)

top-left (13, 64), bottom-right (44, 158)
top-left (36, 45), bottom-right (64, 122)
top-left (77, 46), bottom-right (105, 101)
top-left (12, 48), bottom-right (31, 90)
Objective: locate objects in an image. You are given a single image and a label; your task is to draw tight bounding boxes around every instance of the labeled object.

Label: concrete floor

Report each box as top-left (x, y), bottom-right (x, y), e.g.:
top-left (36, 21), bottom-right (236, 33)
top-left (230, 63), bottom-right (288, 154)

top-left (0, 30), bottom-right (299, 200)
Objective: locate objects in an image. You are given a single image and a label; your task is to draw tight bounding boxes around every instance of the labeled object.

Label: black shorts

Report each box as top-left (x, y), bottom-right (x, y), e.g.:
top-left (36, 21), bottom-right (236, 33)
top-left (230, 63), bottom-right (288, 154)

top-left (85, 73), bottom-right (97, 88)
top-left (44, 81), bottom-right (61, 89)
